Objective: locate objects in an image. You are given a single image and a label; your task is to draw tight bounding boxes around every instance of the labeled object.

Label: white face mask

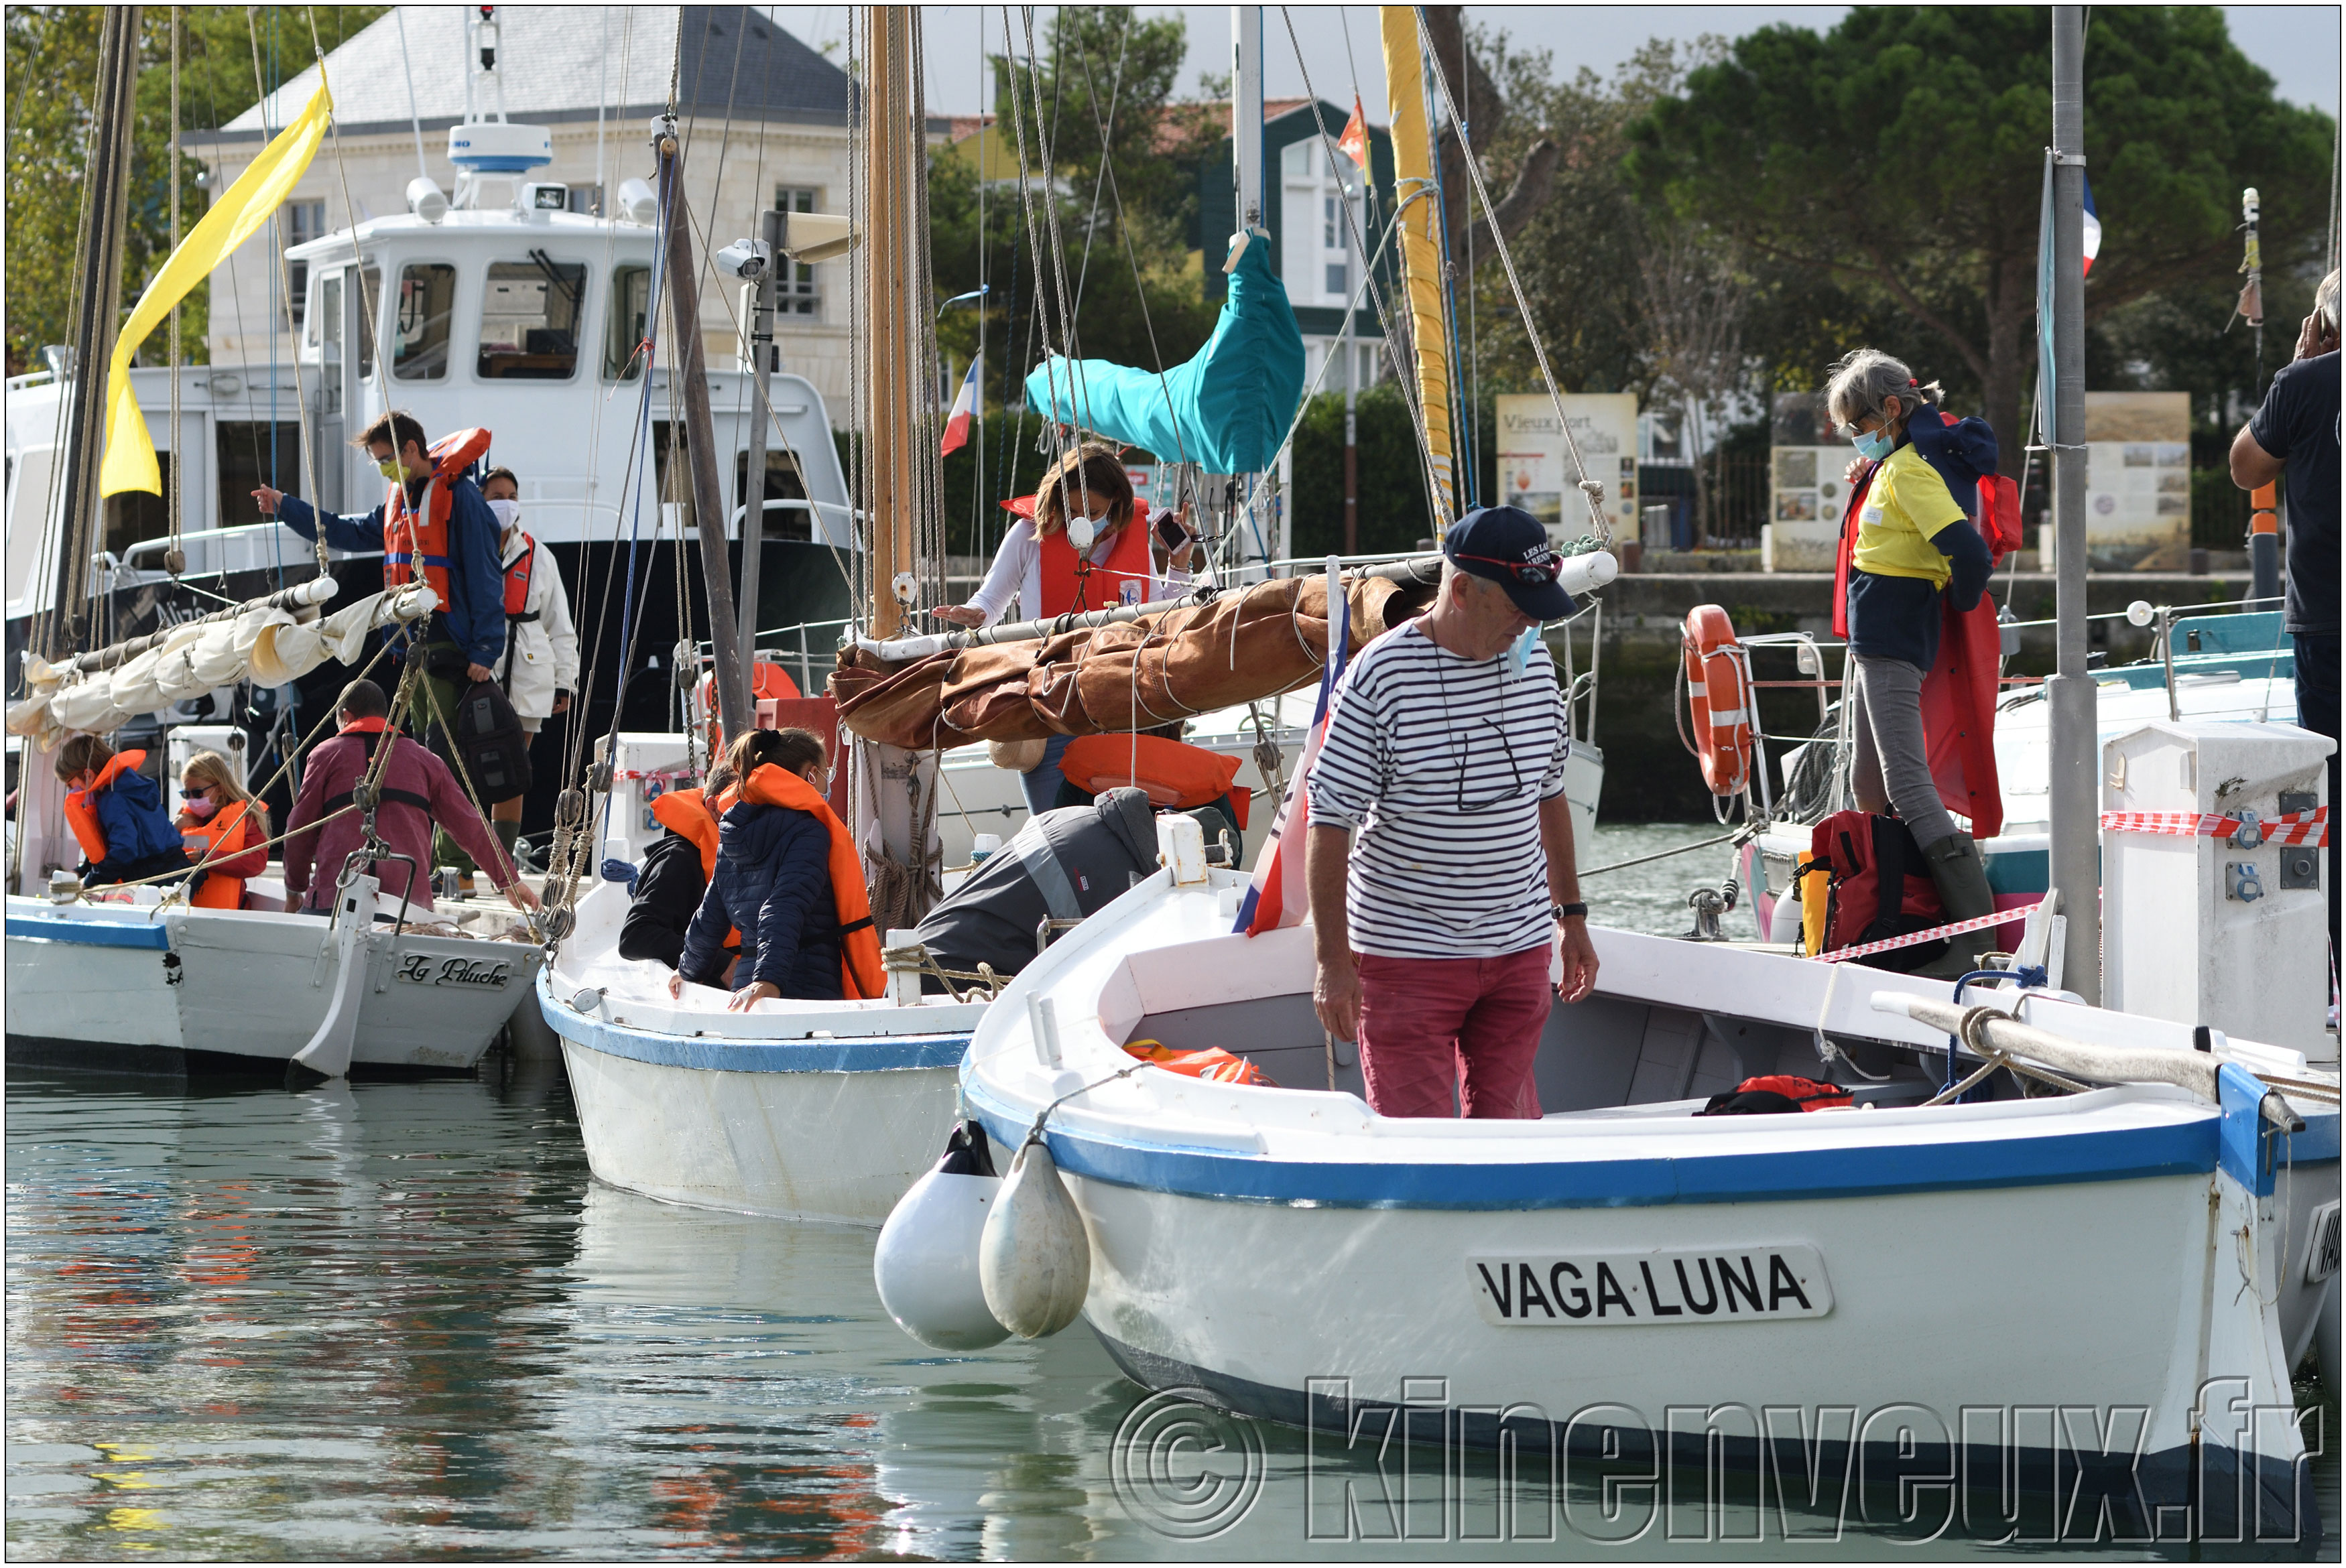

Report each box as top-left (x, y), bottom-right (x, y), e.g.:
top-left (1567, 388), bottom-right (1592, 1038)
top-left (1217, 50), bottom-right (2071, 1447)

top-left (487, 497), bottom-right (521, 531)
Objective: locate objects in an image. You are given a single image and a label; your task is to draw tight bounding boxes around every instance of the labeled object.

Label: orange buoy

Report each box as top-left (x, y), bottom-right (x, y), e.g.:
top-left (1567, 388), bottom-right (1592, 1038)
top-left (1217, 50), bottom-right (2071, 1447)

top-left (1682, 604), bottom-right (1754, 797)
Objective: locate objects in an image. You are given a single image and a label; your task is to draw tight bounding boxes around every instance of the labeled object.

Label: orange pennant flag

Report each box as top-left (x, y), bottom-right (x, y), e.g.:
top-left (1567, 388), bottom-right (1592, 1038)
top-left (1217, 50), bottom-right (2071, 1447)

top-left (1337, 95), bottom-right (1370, 174)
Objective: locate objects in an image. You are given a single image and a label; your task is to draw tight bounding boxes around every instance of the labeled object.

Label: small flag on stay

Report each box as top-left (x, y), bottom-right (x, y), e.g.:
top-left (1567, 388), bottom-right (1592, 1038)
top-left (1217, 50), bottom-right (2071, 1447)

top-left (941, 356), bottom-right (981, 456)
top-left (1234, 580), bottom-right (1351, 935)
top-left (2081, 172), bottom-right (2101, 277)
top-left (1337, 96), bottom-right (1370, 174)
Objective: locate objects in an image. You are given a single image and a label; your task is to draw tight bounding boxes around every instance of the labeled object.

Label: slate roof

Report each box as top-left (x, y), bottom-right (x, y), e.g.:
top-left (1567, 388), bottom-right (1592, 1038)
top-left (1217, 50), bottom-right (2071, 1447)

top-left (201, 5), bottom-right (850, 142)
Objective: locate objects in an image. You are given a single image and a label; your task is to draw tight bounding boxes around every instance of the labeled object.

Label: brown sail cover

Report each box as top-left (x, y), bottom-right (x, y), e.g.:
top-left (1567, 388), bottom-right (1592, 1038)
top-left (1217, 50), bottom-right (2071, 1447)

top-left (831, 572), bottom-right (1429, 748)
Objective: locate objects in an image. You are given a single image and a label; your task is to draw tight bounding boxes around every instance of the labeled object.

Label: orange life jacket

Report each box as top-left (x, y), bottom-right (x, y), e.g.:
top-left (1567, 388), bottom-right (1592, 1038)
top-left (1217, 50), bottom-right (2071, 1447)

top-left (501, 531), bottom-right (537, 618)
top-left (183, 799), bottom-right (260, 909)
top-left (383, 427), bottom-right (493, 606)
top-left (1057, 733), bottom-right (1249, 830)
top-left (736, 763), bottom-right (885, 1000)
top-left (650, 785), bottom-right (737, 948)
top-left (1037, 517), bottom-right (1152, 617)
top-left (62, 748), bottom-right (147, 866)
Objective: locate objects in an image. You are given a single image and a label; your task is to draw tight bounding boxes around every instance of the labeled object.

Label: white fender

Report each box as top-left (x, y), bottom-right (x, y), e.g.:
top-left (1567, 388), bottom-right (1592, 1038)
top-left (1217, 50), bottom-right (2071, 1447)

top-left (875, 1153), bottom-right (1011, 1350)
top-left (291, 874), bottom-right (377, 1080)
top-left (978, 1135), bottom-right (1091, 1337)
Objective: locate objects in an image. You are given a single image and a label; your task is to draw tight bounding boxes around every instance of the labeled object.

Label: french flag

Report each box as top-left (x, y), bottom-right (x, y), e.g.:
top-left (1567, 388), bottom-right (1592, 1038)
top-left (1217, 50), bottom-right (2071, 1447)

top-left (940, 356), bottom-right (981, 456)
top-left (1233, 569), bottom-right (1350, 935)
top-left (2081, 172), bottom-right (2101, 277)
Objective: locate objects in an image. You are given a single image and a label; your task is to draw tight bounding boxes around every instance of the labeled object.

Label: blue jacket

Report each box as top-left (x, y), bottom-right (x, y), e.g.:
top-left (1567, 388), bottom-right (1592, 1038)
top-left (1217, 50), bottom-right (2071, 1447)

top-left (80, 766), bottom-right (186, 884)
top-left (677, 799), bottom-right (843, 1000)
top-left (277, 476), bottom-right (507, 667)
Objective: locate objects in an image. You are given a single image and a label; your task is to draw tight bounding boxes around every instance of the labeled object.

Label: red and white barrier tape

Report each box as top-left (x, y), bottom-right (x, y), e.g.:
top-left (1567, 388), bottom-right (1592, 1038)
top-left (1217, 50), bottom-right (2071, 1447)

top-left (1815, 899), bottom-right (2045, 966)
top-left (2099, 806), bottom-right (2329, 847)
top-left (615, 767), bottom-right (698, 784)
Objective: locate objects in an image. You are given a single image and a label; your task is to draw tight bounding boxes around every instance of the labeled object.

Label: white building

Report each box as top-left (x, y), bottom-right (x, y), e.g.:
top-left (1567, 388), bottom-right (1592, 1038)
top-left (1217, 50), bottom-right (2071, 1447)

top-left (186, 5), bottom-right (864, 413)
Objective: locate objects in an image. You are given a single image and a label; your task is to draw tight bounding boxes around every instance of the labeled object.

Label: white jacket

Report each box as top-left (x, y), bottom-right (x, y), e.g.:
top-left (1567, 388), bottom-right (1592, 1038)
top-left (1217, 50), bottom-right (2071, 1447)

top-left (495, 528), bottom-right (579, 720)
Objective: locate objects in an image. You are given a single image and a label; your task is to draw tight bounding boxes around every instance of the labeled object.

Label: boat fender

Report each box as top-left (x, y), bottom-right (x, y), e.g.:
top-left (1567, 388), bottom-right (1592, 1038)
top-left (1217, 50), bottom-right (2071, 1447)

top-left (978, 1131), bottom-right (1091, 1337)
top-left (875, 1122), bottom-right (1012, 1351)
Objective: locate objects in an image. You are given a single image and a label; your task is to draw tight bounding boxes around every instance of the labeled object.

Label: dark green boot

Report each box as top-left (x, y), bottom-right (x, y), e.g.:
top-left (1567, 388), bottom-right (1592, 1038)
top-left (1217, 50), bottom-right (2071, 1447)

top-left (493, 820), bottom-right (523, 882)
top-left (1916, 832), bottom-right (1996, 980)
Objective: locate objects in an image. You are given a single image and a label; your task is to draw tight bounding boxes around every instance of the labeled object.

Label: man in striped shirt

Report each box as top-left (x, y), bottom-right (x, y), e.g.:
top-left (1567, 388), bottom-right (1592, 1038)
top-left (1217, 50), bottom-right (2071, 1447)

top-left (1306, 507), bottom-right (1598, 1118)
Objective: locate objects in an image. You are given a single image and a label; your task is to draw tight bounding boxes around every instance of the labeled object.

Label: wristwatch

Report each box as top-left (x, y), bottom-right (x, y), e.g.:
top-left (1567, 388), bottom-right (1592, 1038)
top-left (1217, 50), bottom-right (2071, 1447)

top-left (1553, 901), bottom-right (1588, 921)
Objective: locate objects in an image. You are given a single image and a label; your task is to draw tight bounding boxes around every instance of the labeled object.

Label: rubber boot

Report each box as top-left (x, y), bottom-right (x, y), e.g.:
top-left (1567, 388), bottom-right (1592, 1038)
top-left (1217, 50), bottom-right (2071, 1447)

top-left (1915, 832), bottom-right (1996, 980)
top-left (493, 819), bottom-right (523, 883)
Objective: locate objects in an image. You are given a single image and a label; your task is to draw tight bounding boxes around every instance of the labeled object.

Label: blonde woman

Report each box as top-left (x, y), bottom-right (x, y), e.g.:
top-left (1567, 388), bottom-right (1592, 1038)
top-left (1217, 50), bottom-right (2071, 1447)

top-left (933, 444), bottom-right (1206, 812)
top-left (176, 750), bottom-right (269, 911)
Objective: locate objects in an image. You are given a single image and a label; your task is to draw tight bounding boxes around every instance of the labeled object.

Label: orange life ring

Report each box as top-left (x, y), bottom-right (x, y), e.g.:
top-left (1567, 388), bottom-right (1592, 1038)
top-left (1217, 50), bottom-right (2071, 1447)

top-left (1682, 604), bottom-right (1754, 797)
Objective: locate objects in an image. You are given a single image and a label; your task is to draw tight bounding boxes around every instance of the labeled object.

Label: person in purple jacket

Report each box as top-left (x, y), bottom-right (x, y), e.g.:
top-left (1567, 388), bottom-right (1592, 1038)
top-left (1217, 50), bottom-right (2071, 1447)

top-left (282, 679), bottom-right (540, 917)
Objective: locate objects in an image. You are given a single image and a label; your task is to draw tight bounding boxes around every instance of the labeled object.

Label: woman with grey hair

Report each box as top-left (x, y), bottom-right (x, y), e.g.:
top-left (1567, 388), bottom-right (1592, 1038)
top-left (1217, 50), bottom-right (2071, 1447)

top-left (1826, 348), bottom-right (1997, 974)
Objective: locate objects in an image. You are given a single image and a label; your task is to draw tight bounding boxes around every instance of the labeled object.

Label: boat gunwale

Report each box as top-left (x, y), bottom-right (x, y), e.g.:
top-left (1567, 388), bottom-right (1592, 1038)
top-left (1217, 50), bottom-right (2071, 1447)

top-left (538, 967), bottom-right (974, 1073)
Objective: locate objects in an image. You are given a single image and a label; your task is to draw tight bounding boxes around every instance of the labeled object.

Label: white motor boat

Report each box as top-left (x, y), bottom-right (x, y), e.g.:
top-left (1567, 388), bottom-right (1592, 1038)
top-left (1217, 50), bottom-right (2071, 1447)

top-left (930, 856), bottom-right (2339, 1539)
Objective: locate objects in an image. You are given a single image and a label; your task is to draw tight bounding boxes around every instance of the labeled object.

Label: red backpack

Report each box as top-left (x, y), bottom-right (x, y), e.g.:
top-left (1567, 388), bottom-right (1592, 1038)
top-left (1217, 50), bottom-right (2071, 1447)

top-left (1802, 809), bottom-right (1946, 970)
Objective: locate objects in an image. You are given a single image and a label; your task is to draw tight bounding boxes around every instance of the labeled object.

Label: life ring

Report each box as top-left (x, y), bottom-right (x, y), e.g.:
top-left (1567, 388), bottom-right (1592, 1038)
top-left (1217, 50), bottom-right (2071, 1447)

top-left (1681, 604), bottom-right (1754, 797)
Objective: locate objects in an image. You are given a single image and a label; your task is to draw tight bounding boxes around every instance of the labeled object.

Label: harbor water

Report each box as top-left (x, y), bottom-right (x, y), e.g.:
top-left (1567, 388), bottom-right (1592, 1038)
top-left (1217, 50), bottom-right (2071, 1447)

top-left (7, 822), bottom-right (2335, 1560)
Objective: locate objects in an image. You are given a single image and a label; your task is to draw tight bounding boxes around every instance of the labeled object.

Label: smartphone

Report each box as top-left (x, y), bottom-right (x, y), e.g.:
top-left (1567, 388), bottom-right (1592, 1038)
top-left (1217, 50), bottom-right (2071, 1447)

top-left (1154, 509), bottom-right (1190, 550)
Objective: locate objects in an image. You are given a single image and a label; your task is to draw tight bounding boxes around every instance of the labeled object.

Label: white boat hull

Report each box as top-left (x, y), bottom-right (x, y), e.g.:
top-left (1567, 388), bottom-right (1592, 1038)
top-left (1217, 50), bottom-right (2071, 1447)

top-left (954, 873), bottom-right (2337, 1541)
top-left (539, 880), bottom-right (983, 1226)
top-left (4, 895), bottom-right (538, 1073)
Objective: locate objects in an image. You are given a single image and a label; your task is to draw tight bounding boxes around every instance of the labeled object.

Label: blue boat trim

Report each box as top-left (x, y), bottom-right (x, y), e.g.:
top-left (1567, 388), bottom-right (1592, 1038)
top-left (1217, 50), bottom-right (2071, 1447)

top-left (540, 972), bottom-right (969, 1073)
top-left (962, 1075), bottom-right (2222, 1210)
top-left (5, 915), bottom-right (172, 951)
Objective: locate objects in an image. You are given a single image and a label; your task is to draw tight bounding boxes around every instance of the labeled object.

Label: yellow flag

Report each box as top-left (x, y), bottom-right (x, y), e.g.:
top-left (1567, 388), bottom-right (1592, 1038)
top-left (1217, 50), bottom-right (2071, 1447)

top-left (100, 85), bottom-right (332, 499)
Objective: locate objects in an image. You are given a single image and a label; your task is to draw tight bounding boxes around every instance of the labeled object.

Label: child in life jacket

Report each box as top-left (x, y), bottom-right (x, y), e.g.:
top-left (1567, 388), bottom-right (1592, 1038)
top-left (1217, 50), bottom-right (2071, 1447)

top-left (176, 750), bottom-right (271, 911)
top-left (668, 728), bottom-right (882, 1010)
top-left (55, 734), bottom-right (192, 891)
top-left (619, 763), bottom-right (733, 969)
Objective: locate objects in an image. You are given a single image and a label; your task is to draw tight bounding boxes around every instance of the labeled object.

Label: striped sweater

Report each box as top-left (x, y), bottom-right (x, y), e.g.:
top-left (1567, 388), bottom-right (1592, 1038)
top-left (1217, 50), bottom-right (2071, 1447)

top-left (1306, 620), bottom-right (1570, 958)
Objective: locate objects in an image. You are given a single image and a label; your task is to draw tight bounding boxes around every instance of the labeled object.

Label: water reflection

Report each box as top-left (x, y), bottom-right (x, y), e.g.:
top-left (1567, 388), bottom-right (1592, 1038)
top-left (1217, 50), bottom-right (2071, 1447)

top-left (7, 1063), bottom-right (2336, 1561)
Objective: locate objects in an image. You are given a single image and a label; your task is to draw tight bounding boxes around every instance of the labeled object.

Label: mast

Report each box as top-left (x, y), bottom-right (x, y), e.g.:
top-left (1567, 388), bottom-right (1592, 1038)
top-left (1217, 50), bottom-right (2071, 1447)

top-left (738, 204), bottom-right (782, 678)
top-left (1379, 5), bottom-right (1454, 534)
top-left (2047, 7), bottom-right (2099, 1001)
top-left (48, 5), bottom-right (141, 658)
top-left (861, 9), bottom-right (918, 641)
top-left (655, 121), bottom-right (750, 741)
top-left (1231, 7), bottom-right (1263, 229)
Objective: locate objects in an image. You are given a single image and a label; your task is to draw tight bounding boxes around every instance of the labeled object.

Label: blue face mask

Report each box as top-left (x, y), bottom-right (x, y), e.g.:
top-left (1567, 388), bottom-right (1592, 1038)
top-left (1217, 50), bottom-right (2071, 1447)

top-left (1507, 624), bottom-right (1539, 677)
top-left (1851, 425), bottom-right (1895, 462)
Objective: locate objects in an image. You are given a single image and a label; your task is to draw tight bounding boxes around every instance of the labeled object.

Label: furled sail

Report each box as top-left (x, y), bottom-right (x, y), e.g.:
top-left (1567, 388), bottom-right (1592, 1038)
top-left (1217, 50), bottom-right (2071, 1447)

top-left (7, 582), bottom-right (434, 748)
top-left (830, 567), bottom-right (1432, 750)
top-left (1381, 5), bottom-right (1453, 527)
top-left (1020, 232), bottom-right (1304, 475)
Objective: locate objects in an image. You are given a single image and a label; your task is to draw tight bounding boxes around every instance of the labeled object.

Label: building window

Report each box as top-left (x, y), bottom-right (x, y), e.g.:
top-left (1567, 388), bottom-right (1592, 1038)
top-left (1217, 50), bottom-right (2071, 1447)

top-left (391, 262), bottom-right (457, 381)
top-left (775, 186), bottom-right (821, 316)
top-left (1280, 141), bottom-right (1361, 309)
top-left (285, 200), bottom-right (326, 335)
top-left (477, 256), bottom-right (586, 381)
top-left (605, 263), bottom-right (652, 381)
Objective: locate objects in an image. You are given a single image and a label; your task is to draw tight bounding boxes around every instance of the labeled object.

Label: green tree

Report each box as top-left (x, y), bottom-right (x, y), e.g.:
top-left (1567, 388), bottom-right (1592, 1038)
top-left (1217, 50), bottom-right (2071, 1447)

top-left (4, 5), bottom-right (385, 373)
top-left (1628, 5), bottom-right (2335, 455)
top-left (928, 5), bottom-right (1220, 554)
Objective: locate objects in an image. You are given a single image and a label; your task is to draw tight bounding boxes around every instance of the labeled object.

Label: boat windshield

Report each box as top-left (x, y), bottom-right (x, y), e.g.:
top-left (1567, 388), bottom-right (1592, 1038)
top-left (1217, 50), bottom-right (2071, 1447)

top-left (393, 263), bottom-right (456, 381)
top-left (479, 256), bottom-right (586, 381)
top-left (604, 264), bottom-right (651, 382)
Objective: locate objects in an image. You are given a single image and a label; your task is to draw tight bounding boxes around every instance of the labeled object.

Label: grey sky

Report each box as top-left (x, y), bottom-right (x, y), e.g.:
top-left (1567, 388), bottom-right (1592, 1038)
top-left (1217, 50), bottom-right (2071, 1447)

top-left (765, 6), bottom-right (2339, 119)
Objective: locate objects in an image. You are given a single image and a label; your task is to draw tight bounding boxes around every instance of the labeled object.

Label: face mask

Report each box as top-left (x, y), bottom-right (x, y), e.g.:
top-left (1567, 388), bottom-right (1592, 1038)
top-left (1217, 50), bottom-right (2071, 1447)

top-left (487, 498), bottom-right (521, 530)
top-left (377, 458), bottom-right (405, 481)
top-left (1851, 426), bottom-right (1895, 462)
top-left (182, 793), bottom-right (218, 819)
top-left (1507, 624), bottom-right (1539, 677)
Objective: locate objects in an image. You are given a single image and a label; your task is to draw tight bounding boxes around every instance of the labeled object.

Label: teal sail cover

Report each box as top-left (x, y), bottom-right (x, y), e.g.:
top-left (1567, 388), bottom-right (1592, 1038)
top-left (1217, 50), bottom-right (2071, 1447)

top-left (1022, 233), bottom-right (1305, 474)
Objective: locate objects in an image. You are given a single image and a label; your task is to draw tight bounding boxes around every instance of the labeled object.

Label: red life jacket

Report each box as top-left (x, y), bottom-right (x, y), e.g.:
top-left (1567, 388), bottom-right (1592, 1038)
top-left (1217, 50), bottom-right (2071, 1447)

top-left (1805, 809), bottom-right (1947, 971)
top-left (383, 427), bottom-right (493, 606)
top-left (502, 531), bottom-right (537, 619)
top-left (1830, 417), bottom-right (2014, 840)
top-left (1697, 1075), bottom-right (1854, 1116)
top-left (1037, 518), bottom-right (1152, 617)
top-left (62, 748), bottom-right (147, 866)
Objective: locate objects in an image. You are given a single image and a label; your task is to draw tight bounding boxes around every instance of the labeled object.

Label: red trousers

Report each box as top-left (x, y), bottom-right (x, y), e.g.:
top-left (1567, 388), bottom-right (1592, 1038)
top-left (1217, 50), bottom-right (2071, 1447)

top-left (1355, 945), bottom-right (1552, 1119)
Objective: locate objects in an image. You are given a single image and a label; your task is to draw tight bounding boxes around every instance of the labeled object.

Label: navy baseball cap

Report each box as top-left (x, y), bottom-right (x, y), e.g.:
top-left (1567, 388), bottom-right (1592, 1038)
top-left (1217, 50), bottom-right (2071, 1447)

top-left (1444, 506), bottom-right (1577, 621)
